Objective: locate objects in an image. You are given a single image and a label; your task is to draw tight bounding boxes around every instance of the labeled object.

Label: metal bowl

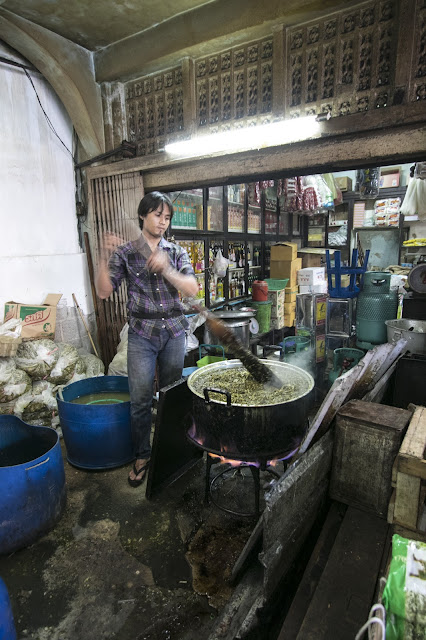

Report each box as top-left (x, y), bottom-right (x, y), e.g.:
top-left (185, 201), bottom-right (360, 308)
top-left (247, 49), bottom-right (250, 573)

top-left (385, 318), bottom-right (426, 354)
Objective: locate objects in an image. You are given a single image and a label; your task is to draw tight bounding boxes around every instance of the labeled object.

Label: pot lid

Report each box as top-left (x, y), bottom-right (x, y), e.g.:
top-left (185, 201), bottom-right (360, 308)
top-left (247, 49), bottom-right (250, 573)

top-left (213, 309), bottom-right (255, 319)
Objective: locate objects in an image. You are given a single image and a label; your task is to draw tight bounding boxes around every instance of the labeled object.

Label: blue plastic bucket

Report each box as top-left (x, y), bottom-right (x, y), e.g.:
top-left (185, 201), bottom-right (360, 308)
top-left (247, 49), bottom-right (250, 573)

top-left (0, 578), bottom-right (17, 639)
top-left (57, 376), bottom-right (133, 470)
top-left (0, 416), bottom-right (66, 555)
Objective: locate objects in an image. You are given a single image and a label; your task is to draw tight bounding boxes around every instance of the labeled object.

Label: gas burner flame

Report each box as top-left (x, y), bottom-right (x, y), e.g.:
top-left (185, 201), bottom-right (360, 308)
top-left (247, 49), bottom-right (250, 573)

top-left (208, 452), bottom-right (259, 468)
top-left (267, 446), bottom-right (299, 466)
top-left (208, 445), bottom-right (299, 469)
top-left (188, 418), bottom-right (205, 447)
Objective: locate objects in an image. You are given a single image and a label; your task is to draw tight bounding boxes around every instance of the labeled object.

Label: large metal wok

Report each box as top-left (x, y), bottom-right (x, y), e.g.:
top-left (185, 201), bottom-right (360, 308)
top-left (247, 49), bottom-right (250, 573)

top-left (187, 359), bottom-right (314, 462)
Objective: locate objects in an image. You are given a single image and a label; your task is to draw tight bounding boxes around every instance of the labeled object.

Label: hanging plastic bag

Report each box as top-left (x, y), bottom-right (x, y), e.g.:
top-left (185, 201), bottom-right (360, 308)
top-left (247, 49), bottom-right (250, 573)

top-left (213, 249), bottom-right (230, 277)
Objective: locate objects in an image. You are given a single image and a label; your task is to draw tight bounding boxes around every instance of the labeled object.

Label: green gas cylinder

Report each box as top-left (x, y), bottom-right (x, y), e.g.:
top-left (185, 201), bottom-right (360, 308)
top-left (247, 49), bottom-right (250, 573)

top-left (356, 271), bottom-right (398, 350)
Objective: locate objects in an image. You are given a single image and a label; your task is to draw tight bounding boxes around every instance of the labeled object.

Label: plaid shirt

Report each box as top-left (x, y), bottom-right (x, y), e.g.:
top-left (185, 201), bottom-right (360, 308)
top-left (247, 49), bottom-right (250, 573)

top-left (108, 236), bottom-right (194, 339)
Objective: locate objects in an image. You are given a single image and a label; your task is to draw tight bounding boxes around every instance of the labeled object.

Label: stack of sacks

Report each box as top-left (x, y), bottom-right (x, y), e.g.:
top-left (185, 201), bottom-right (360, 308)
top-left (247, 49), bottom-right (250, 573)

top-left (0, 339), bottom-right (104, 428)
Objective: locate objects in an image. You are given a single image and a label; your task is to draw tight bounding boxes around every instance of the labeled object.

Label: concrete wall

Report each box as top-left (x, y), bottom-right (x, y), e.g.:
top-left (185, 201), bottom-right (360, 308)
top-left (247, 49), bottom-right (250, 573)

top-left (0, 43), bottom-right (95, 350)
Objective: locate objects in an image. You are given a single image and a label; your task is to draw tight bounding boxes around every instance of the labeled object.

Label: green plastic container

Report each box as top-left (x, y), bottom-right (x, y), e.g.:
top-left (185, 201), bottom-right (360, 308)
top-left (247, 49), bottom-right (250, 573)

top-left (251, 301), bottom-right (272, 333)
top-left (265, 278), bottom-right (289, 291)
top-left (196, 344), bottom-right (226, 367)
top-left (282, 336), bottom-right (311, 355)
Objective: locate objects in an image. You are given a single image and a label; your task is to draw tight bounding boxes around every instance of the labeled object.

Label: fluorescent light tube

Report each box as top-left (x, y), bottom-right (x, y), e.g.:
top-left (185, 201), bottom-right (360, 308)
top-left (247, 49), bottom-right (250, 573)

top-left (164, 116), bottom-right (320, 158)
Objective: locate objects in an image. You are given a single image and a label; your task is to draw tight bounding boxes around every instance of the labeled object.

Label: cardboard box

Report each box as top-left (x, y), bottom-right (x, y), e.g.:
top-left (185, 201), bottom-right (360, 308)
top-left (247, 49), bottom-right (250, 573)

top-left (298, 248), bottom-right (334, 268)
top-left (284, 287), bottom-right (299, 302)
top-left (335, 176), bottom-right (352, 192)
top-left (379, 168), bottom-right (400, 188)
top-left (268, 289), bottom-right (285, 318)
top-left (284, 310), bottom-right (296, 327)
top-left (270, 258), bottom-right (302, 286)
top-left (271, 242), bottom-right (298, 261)
top-left (299, 283), bottom-right (328, 294)
top-left (284, 301), bottom-right (296, 315)
top-left (4, 294), bottom-right (62, 340)
top-left (270, 316), bottom-right (286, 330)
top-left (297, 267), bottom-right (326, 287)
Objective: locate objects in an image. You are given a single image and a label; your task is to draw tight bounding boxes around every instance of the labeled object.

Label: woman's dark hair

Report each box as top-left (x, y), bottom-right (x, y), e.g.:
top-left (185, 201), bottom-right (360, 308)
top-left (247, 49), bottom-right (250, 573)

top-left (137, 191), bottom-right (174, 229)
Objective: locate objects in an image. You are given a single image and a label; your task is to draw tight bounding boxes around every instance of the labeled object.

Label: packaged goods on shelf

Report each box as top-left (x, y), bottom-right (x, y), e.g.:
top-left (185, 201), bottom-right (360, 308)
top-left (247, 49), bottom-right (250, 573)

top-left (379, 167), bottom-right (400, 188)
top-left (374, 197), bottom-right (401, 226)
top-left (335, 176), bottom-right (352, 192)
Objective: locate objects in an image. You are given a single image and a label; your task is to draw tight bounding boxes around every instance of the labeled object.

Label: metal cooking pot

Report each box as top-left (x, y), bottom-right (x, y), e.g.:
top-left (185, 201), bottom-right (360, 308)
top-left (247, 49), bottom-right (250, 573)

top-left (203, 308), bottom-right (255, 350)
top-left (187, 360), bottom-right (314, 461)
top-left (385, 318), bottom-right (426, 354)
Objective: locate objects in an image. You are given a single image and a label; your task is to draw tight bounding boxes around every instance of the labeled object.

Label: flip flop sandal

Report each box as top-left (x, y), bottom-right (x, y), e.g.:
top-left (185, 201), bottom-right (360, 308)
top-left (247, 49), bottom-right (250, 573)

top-left (128, 460), bottom-right (150, 488)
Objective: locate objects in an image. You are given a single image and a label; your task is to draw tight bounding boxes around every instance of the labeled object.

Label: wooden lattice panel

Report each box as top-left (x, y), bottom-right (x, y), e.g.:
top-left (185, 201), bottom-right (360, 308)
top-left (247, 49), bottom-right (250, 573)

top-left (285, 0), bottom-right (401, 118)
top-left (88, 171), bottom-right (143, 366)
top-left (125, 66), bottom-right (183, 156)
top-left (195, 37), bottom-right (273, 132)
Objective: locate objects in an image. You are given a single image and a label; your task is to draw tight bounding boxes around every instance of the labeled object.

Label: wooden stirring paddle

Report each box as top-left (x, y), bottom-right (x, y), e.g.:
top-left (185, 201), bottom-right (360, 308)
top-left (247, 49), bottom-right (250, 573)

top-left (192, 304), bottom-right (283, 388)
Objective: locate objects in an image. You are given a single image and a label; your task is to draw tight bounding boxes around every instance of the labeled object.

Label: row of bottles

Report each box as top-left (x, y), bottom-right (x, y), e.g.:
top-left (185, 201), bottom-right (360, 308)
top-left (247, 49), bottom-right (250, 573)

top-left (229, 274), bottom-right (246, 298)
top-left (176, 240), bottom-right (205, 273)
top-left (228, 243), bottom-right (261, 267)
top-left (229, 242), bottom-right (247, 268)
top-left (169, 183), bottom-right (297, 237)
top-left (209, 277), bottom-right (225, 304)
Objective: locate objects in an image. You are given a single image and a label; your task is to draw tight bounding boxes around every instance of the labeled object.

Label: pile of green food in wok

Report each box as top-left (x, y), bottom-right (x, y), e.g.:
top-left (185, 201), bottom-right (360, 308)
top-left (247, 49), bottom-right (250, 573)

top-left (191, 366), bottom-right (304, 406)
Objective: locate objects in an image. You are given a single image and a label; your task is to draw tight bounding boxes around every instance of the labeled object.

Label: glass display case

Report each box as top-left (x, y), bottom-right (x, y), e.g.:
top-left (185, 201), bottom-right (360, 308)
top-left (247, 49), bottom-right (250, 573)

top-left (167, 180), bottom-right (297, 308)
top-left (207, 186), bottom-right (223, 232)
top-left (169, 189), bottom-right (203, 230)
top-left (228, 184), bottom-right (245, 233)
top-left (264, 182), bottom-right (278, 235)
top-left (207, 239), bottom-right (225, 305)
top-left (174, 239), bottom-right (206, 304)
top-left (247, 183), bottom-right (261, 234)
top-left (227, 241), bottom-right (247, 299)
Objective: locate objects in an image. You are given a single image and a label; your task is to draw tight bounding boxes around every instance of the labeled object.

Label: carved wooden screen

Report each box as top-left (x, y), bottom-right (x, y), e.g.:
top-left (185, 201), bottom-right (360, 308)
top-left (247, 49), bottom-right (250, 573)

top-left (126, 66), bottom-right (184, 157)
top-left (87, 170), bottom-right (143, 367)
top-left (194, 37), bottom-right (274, 130)
top-left (285, 0), bottom-right (400, 118)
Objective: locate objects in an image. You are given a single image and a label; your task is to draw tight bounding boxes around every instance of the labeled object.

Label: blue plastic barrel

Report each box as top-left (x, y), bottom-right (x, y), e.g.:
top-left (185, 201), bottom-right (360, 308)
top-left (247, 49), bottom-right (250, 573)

top-left (57, 376), bottom-right (133, 470)
top-left (0, 578), bottom-right (17, 639)
top-left (0, 416), bottom-right (66, 555)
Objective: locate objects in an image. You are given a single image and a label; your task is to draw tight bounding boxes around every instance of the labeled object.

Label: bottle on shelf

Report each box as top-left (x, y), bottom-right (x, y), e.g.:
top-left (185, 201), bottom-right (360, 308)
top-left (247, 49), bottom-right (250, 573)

top-left (197, 275), bottom-right (204, 301)
top-left (209, 277), bottom-right (216, 304)
top-left (230, 275), bottom-right (236, 298)
top-left (216, 278), bottom-right (224, 300)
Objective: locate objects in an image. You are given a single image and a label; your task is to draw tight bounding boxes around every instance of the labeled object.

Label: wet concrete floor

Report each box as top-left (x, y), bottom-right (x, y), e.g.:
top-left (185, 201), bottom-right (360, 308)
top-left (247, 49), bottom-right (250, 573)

top-left (1, 442), bottom-right (263, 640)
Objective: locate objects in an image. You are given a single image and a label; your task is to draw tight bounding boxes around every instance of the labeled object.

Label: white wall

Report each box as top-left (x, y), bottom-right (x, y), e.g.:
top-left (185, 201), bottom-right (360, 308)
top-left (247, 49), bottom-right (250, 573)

top-left (0, 43), bottom-right (93, 318)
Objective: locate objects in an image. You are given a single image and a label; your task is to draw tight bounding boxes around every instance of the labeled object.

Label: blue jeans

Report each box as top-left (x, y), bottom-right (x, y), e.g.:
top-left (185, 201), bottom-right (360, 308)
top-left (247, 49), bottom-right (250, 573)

top-left (127, 327), bottom-right (186, 459)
